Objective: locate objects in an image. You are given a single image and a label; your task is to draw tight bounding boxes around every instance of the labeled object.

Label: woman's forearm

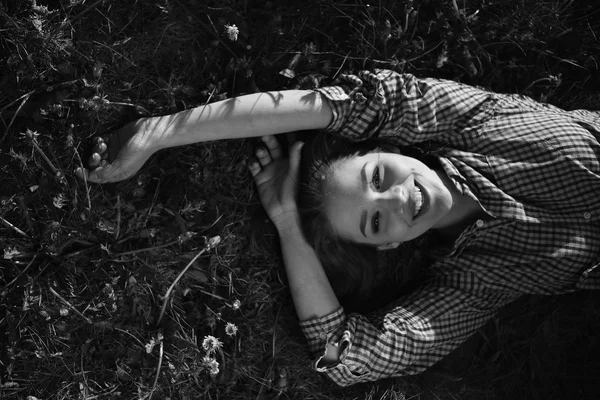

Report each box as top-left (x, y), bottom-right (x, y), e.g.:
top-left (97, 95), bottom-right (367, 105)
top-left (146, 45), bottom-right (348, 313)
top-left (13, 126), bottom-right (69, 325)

top-left (277, 221), bottom-right (342, 364)
top-left (276, 221), bottom-right (340, 321)
top-left (147, 90), bottom-right (332, 150)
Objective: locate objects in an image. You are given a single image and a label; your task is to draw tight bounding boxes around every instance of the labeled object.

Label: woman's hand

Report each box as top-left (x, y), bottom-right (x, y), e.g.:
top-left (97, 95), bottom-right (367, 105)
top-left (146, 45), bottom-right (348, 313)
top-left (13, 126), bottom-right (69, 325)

top-left (249, 135), bottom-right (304, 230)
top-left (75, 118), bottom-right (161, 183)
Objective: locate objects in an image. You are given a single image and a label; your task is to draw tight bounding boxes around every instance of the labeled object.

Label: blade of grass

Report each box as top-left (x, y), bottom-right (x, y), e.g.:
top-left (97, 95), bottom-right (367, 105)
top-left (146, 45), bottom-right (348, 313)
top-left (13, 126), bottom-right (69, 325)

top-left (156, 235), bottom-right (221, 326)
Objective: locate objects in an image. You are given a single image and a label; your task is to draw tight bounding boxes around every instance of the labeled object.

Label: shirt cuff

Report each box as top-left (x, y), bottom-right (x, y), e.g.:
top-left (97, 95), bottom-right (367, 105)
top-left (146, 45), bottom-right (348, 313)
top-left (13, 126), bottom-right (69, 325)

top-left (314, 70), bottom-right (388, 142)
top-left (299, 307), bottom-right (346, 355)
top-left (314, 86), bottom-right (351, 133)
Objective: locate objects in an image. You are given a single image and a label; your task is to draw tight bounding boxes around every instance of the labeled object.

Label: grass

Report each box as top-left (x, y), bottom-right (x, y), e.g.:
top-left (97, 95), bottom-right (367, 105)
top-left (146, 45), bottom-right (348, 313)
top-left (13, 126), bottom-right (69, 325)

top-left (1, 0), bottom-right (600, 399)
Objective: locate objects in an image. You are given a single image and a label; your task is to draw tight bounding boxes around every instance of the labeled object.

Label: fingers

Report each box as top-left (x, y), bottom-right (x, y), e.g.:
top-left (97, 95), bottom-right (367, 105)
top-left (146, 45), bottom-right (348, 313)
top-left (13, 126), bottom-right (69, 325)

top-left (249, 136), bottom-right (301, 175)
top-left (88, 136), bottom-right (109, 168)
top-left (248, 141), bottom-right (274, 183)
top-left (251, 136), bottom-right (280, 176)
top-left (89, 153), bottom-right (101, 167)
top-left (92, 142), bottom-right (107, 154)
top-left (75, 166), bottom-right (95, 182)
top-left (288, 141), bottom-right (304, 178)
top-left (248, 139), bottom-right (304, 188)
top-left (78, 121), bottom-right (143, 183)
top-left (78, 135), bottom-right (114, 182)
top-left (255, 147), bottom-right (272, 167)
top-left (248, 160), bottom-right (261, 177)
top-left (249, 146), bottom-right (271, 185)
top-left (75, 156), bottom-right (121, 184)
top-left (75, 165), bottom-right (106, 183)
top-left (261, 135), bottom-right (282, 159)
top-left (253, 135), bottom-right (283, 170)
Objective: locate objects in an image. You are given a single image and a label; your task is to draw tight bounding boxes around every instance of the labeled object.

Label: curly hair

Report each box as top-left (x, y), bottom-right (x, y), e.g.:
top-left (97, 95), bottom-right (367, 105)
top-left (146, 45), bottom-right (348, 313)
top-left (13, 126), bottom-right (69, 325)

top-left (297, 132), bottom-right (437, 310)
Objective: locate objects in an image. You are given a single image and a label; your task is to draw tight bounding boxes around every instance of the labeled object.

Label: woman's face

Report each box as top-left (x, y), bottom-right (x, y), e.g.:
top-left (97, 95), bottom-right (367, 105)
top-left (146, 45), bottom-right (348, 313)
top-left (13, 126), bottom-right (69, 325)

top-left (322, 151), bottom-right (454, 248)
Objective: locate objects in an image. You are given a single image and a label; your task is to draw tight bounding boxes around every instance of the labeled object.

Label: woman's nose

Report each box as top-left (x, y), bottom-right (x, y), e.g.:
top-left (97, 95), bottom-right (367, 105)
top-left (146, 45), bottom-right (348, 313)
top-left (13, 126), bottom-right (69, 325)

top-left (380, 185), bottom-right (408, 216)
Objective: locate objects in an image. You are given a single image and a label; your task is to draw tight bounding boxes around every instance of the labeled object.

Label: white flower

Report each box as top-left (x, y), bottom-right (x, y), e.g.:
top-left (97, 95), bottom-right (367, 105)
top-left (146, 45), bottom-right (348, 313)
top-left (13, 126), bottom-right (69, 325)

top-left (225, 322), bottom-right (238, 337)
top-left (201, 335), bottom-right (223, 353)
top-left (3, 247), bottom-right (20, 260)
top-left (144, 333), bottom-right (164, 354)
top-left (145, 338), bottom-right (157, 354)
top-left (231, 299), bottom-right (241, 310)
top-left (224, 24), bottom-right (239, 41)
top-left (100, 243), bottom-right (110, 254)
top-left (203, 356), bottom-right (220, 375)
top-left (53, 193), bottom-right (66, 209)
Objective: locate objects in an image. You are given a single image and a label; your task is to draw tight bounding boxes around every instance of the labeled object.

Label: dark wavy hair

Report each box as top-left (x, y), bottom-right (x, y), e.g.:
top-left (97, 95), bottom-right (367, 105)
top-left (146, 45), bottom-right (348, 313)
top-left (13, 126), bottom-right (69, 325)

top-left (297, 132), bottom-right (437, 310)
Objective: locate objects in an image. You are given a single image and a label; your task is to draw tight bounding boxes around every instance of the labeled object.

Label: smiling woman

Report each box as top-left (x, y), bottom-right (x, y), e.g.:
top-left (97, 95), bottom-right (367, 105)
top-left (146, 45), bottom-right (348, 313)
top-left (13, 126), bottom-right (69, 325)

top-left (286, 70), bottom-right (600, 386)
top-left (80, 69), bottom-right (600, 387)
top-left (322, 151), bottom-right (459, 245)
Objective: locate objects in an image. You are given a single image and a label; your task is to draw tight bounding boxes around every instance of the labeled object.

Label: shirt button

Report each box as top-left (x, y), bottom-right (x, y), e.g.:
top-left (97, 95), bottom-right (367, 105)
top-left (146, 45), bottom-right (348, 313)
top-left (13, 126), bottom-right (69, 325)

top-left (583, 212), bottom-right (591, 220)
top-left (476, 219), bottom-right (484, 227)
top-left (354, 92), bottom-right (367, 105)
top-left (319, 332), bottom-right (327, 340)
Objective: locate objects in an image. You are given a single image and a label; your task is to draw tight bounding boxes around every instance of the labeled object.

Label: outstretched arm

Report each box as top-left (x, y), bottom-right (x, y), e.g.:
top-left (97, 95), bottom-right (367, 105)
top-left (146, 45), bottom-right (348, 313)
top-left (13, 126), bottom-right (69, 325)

top-left (155, 90), bottom-right (331, 148)
top-left (77, 90), bottom-right (332, 183)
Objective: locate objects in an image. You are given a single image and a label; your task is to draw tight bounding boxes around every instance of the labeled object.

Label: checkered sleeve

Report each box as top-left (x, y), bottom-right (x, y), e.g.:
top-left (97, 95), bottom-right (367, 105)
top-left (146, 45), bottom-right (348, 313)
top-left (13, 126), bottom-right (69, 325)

top-left (315, 69), bottom-right (497, 144)
top-left (299, 283), bottom-right (518, 387)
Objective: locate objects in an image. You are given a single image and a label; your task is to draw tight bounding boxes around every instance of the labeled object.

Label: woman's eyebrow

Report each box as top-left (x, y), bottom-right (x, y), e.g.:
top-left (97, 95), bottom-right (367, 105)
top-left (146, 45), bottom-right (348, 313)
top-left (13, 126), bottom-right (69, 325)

top-left (360, 163), bottom-right (368, 238)
top-left (360, 163), bottom-right (368, 193)
top-left (360, 210), bottom-right (367, 238)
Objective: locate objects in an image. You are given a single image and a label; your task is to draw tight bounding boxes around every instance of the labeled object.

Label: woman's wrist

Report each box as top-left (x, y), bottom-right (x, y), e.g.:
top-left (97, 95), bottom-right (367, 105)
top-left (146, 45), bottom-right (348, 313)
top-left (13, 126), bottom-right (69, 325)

top-left (273, 212), bottom-right (303, 238)
top-left (137, 116), bottom-right (173, 152)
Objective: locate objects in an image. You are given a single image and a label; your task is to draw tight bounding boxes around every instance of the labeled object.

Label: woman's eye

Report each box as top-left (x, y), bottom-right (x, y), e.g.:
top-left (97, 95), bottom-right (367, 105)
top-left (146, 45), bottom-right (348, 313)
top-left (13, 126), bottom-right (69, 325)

top-left (372, 166), bottom-right (381, 190)
top-left (372, 211), bottom-right (380, 234)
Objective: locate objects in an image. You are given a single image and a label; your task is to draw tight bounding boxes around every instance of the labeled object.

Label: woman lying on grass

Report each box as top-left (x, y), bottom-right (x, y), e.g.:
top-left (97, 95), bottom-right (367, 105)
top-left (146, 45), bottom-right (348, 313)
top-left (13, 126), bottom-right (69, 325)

top-left (76, 70), bottom-right (600, 386)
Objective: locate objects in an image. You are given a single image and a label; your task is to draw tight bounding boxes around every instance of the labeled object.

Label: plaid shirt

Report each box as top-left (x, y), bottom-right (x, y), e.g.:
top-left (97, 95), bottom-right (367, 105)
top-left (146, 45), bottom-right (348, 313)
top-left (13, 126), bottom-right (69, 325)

top-left (299, 70), bottom-right (600, 386)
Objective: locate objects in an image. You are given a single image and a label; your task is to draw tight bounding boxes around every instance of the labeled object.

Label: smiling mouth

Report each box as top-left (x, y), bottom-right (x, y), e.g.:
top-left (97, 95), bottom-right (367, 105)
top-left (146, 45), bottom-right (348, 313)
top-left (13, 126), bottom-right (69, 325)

top-left (413, 182), bottom-right (427, 220)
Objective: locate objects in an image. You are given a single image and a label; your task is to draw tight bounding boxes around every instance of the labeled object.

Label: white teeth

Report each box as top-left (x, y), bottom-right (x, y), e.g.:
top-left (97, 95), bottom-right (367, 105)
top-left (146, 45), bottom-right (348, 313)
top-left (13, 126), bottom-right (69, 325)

top-left (414, 185), bottom-right (423, 217)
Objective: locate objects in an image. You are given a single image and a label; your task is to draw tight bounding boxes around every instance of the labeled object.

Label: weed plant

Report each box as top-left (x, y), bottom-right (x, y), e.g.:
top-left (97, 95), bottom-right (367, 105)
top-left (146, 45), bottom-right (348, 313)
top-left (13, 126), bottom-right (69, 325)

top-left (1, 0), bottom-right (600, 399)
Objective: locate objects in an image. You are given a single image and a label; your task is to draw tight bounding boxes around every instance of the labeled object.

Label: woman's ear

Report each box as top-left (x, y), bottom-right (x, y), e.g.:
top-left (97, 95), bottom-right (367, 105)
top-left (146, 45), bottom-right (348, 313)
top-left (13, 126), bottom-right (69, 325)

top-left (377, 242), bottom-right (400, 251)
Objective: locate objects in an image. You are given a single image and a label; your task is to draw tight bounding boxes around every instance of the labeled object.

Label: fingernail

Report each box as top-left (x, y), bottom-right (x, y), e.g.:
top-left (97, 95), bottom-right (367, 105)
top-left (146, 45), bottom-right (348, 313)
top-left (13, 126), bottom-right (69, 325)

top-left (90, 153), bottom-right (101, 166)
top-left (93, 142), bottom-right (107, 154)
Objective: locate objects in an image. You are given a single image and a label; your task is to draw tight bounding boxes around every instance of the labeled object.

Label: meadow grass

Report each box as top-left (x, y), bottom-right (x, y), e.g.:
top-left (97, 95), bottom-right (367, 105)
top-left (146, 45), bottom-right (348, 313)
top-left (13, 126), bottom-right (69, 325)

top-left (1, 0), bottom-right (600, 399)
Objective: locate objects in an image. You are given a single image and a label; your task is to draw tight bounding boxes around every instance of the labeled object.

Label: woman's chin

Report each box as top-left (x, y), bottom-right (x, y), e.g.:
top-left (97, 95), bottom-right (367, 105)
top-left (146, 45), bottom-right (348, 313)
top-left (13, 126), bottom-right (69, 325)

top-left (429, 199), bottom-right (454, 230)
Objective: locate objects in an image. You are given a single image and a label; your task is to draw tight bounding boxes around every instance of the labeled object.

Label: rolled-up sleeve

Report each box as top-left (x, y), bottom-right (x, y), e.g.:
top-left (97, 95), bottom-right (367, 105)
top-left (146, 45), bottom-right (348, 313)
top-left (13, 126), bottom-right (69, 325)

top-left (314, 69), bottom-right (497, 144)
top-left (299, 283), bottom-right (518, 386)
